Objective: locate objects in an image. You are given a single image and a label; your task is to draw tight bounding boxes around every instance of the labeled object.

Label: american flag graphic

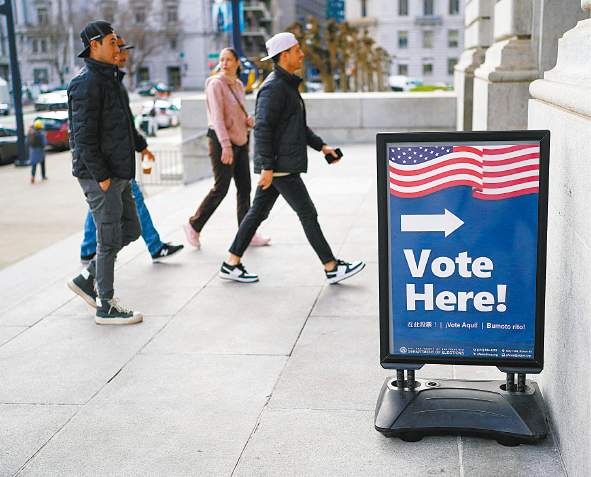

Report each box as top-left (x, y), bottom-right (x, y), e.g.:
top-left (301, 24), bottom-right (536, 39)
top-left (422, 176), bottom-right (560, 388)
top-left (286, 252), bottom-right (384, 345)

top-left (389, 144), bottom-right (540, 200)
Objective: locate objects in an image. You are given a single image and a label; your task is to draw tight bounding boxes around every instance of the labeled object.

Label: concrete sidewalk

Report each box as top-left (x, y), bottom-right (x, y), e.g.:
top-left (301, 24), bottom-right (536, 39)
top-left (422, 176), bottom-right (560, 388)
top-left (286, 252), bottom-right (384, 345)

top-left (0, 144), bottom-right (565, 476)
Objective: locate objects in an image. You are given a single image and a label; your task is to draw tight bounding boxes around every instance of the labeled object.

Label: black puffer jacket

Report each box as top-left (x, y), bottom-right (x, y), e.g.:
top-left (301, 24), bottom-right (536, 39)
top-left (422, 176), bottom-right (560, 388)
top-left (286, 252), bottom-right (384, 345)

top-left (254, 65), bottom-right (324, 174)
top-left (68, 57), bottom-right (147, 182)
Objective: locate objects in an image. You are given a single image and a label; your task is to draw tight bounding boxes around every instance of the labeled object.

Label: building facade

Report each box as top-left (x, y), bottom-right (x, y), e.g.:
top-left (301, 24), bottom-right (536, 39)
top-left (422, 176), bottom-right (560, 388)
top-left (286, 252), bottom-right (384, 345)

top-left (4, 0), bottom-right (279, 92)
top-left (1, 0), bottom-right (344, 92)
top-left (346, 0), bottom-right (465, 86)
top-left (275, 0), bottom-right (328, 32)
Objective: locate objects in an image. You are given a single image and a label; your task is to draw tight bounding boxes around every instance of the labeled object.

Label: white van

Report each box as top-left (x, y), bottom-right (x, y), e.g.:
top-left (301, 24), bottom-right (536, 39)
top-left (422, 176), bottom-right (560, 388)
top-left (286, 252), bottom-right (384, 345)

top-left (388, 75), bottom-right (422, 92)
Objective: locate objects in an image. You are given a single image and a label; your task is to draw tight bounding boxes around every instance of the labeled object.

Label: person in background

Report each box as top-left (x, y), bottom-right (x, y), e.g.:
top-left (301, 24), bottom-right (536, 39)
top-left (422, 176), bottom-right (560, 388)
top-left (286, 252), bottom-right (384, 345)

top-left (219, 33), bottom-right (365, 284)
top-left (79, 36), bottom-right (184, 264)
top-left (27, 120), bottom-right (47, 183)
top-left (146, 102), bottom-right (157, 137)
top-left (183, 47), bottom-right (270, 249)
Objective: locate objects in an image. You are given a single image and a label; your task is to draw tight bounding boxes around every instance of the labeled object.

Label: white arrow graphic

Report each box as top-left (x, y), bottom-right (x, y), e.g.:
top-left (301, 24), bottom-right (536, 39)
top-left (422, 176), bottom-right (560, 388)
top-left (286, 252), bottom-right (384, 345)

top-left (401, 209), bottom-right (464, 237)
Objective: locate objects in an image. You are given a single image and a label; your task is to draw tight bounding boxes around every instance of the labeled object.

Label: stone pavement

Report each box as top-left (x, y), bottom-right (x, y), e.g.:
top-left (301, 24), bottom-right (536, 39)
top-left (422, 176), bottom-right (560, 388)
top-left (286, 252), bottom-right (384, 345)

top-left (0, 143), bottom-right (566, 476)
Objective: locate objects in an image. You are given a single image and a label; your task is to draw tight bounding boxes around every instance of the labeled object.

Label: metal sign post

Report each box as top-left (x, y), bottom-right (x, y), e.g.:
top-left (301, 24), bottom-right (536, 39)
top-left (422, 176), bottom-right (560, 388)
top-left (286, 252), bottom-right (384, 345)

top-left (0, 0), bottom-right (26, 165)
top-left (374, 130), bottom-right (550, 445)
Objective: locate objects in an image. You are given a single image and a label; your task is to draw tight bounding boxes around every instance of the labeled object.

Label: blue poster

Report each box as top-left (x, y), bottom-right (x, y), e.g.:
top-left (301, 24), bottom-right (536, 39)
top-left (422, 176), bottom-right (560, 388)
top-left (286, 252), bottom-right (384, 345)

top-left (212, 2), bottom-right (245, 33)
top-left (386, 141), bottom-right (541, 361)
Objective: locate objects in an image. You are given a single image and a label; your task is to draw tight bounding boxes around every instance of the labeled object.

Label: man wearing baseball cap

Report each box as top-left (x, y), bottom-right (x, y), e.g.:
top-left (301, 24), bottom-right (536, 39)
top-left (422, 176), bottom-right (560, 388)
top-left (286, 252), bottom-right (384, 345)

top-left (67, 22), bottom-right (150, 324)
top-left (77, 36), bottom-right (184, 267)
top-left (219, 32), bottom-right (365, 284)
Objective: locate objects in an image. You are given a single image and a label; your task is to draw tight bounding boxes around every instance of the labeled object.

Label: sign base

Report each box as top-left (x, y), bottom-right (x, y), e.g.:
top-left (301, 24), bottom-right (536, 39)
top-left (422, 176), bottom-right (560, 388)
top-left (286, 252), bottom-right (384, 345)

top-left (375, 377), bottom-right (548, 446)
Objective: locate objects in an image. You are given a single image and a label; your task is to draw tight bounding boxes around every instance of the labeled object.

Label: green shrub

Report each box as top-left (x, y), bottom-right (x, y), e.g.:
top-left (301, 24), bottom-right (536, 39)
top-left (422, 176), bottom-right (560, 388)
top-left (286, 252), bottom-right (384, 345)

top-left (410, 85), bottom-right (452, 92)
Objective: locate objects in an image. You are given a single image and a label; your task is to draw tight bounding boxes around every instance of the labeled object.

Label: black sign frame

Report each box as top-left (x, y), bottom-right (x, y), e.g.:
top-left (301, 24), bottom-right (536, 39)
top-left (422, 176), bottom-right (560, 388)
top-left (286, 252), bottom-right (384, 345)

top-left (377, 130), bottom-right (550, 372)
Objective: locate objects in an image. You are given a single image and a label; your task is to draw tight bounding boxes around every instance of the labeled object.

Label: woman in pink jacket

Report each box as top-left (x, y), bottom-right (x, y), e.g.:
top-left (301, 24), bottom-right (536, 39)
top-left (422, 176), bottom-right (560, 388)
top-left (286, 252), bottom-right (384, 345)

top-left (184, 48), bottom-right (270, 248)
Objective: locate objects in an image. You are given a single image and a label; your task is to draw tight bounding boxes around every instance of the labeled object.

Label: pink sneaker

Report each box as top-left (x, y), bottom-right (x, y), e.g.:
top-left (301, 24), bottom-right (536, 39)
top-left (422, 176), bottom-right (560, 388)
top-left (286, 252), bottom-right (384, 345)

top-left (183, 221), bottom-right (201, 248)
top-left (250, 233), bottom-right (271, 246)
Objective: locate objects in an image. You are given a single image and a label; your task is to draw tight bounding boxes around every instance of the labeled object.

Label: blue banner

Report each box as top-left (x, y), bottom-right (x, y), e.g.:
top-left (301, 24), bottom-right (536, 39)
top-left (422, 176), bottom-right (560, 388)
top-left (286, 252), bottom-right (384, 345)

top-left (212, 2), bottom-right (245, 33)
top-left (385, 140), bottom-right (541, 361)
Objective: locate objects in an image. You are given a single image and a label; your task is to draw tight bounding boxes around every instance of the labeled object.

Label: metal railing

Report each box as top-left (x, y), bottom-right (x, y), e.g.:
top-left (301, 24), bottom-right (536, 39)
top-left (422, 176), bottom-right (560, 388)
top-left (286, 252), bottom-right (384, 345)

top-left (135, 147), bottom-right (183, 186)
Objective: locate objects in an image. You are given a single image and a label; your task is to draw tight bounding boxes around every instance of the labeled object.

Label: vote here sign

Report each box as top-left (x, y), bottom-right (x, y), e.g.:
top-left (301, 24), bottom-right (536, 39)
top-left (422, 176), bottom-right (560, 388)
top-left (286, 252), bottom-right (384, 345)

top-left (377, 131), bottom-right (550, 371)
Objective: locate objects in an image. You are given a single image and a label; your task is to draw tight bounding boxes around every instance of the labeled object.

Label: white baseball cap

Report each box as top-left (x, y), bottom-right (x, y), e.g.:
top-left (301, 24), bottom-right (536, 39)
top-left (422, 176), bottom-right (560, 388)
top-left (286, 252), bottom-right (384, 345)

top-left (261, 32), bottom-right (298, 61)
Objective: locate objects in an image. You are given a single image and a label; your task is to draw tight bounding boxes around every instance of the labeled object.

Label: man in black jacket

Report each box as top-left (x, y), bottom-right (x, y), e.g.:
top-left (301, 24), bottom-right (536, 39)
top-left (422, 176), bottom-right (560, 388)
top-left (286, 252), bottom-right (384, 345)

top-left (67, 21), bottom-right (146, 324)
top-left (220, 32), bottom-right (365, 284)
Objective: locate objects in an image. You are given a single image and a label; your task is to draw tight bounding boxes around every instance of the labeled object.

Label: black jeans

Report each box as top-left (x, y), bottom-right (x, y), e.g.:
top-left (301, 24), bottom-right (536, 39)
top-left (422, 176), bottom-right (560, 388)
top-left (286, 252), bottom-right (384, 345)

top-left (189, 136), bottom-right (251, 233)
top-left (229, 173), bottom-right (335, 265)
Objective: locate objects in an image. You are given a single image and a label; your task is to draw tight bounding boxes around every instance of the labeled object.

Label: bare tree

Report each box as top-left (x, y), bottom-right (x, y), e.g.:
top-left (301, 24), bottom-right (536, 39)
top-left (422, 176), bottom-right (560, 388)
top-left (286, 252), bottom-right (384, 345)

top-left (286, 18), bottom-right (391, 93)
top-left (287, 17), bottom-right (336, 92)
top-left (28, 1), bottom-right (76, 86)
top-left (81, 0), bottom-right (181, 90)
top-left (374, 46), bottom-right (392, 92)
top-left (335, 21), bottom-right (357, 92)
top-left (29, 24), bottom-right (69, 86)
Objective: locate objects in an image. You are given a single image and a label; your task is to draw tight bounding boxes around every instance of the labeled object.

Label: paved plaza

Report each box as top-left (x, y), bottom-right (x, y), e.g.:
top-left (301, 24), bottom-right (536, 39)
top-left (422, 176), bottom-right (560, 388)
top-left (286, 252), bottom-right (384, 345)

top-left (0, 143), bottom-right (566, 476)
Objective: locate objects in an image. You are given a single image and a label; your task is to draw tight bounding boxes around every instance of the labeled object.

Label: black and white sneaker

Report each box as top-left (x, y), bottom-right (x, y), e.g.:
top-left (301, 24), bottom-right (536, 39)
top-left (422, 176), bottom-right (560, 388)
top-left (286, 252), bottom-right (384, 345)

top-left (219, 262), bottom-right (259, 283)
top-left (67, 269), bottom-right (97, 308)
top-left (80, 252), bottom-right (96, 265)
top-left (325, 259), bottom-right (366, 284)
top-left (95, 298), bottom-right (143, 325)
top-left (151, 243), bottom-right (184, 262)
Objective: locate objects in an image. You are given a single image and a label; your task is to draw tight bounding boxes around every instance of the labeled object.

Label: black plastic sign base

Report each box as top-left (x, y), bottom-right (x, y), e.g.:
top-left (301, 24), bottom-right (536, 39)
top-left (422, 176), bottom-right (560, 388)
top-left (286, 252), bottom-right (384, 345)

top-left (375, 377), bottom-right (548, 446)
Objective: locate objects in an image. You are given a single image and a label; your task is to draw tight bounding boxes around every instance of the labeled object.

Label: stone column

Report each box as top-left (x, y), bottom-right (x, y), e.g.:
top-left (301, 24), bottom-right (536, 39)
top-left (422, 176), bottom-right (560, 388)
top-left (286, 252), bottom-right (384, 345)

top-left (472, 0), bottom-right (539, 130)
top-left (454, 0), bottom-right (494, 131)
top-left (531, 0), bottom-right (590, 75)
top-left (528, 3), bottom-right (591, 477)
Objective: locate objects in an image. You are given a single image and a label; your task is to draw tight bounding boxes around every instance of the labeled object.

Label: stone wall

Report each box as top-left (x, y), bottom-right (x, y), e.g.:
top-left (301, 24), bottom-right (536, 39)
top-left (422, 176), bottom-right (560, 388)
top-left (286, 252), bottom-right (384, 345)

top-left (528, 7), bottom-right (591, 477)
top-left (180, 91), bottom-right (457, 183)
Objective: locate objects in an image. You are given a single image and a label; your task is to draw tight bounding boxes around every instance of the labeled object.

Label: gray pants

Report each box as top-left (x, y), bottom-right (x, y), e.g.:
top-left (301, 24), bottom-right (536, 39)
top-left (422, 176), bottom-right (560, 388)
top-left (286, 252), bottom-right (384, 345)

top-left (78, 177), bottom-right (142, 300)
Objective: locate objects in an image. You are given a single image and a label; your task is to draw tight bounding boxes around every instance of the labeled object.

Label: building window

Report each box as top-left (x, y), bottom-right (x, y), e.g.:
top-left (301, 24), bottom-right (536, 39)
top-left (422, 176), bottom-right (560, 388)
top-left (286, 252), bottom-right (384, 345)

top-left (134, 7), bottom-right (146, 24)
top-left (449, 0), bottom-right (460, 15)
top-left (448, 30), bottom-right (458, 48)
top-left (167, 5), bottom-right (178, 23)
top-left (168, 66), bottom-right (181, 90)
top-left (170, 37), bottom-right (177, 49)
top-left (34, 69), bottom-right (48, 84)
top-left (448, 58), bottom-right (458, 75)
top-left (361, 0), bottom-right (367, 17)
top-left (398, 31), bottom-right (408, 48)
top-left (40, 39), bottom-right (47, 53)
top-left (424, 0), bottom-right (434, 15)
top-left (399, 0), bottom-right (408, 16)
top-left (423, 63), bottom-right (433, 76)
top-left (37, 7), bottom-right (49, 25)
top-left (423, 30), bottom-right (434, 48)
top-left (398, 63), bottom-right (408, 76)
top-left (31, 39), bottom-right (38, 53)
top-left (138, 67), bottom-right (150, 83)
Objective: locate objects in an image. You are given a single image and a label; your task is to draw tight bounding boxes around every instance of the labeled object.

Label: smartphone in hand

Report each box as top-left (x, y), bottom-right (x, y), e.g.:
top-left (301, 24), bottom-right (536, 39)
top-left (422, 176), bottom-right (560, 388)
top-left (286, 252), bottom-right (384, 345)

top-left (325, 148), bottom-right (343, 164)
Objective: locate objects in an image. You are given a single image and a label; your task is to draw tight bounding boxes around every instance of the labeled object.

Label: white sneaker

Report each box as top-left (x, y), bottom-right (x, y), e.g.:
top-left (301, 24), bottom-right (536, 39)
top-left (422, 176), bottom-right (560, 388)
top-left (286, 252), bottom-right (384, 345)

top-left (219, 262), bottom-right (259, 283)
top-left (325, 259), bottom-right (365, 284)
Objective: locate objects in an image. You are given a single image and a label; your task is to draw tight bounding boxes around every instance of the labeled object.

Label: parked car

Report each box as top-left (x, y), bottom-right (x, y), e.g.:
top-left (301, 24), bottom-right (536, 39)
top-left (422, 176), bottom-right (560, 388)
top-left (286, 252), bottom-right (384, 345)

top-left (388, 75), bottom-right (422, 92)
top-left (34, 89), bottom-right (68, 111)
top-left (0, 103), bottom-right (9, 115)
top-left (0, 125), bottom-right (19, 165)
top-left (137, 99), bottom-right (180, 131)
top-left (304, 81), bottom-right (323, 92)
top-left (29, 111), bottom-right (69, 150)
top-left (135, 81), bottom-right (173, 97)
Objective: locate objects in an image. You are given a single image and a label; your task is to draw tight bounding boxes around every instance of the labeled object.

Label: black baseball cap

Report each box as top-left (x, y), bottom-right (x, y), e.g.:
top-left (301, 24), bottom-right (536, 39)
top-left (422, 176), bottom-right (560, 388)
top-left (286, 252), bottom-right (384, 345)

top-left (117, 36), bottom-right (135, 50)
top-left (78, 21), bottom-right (115, 58)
